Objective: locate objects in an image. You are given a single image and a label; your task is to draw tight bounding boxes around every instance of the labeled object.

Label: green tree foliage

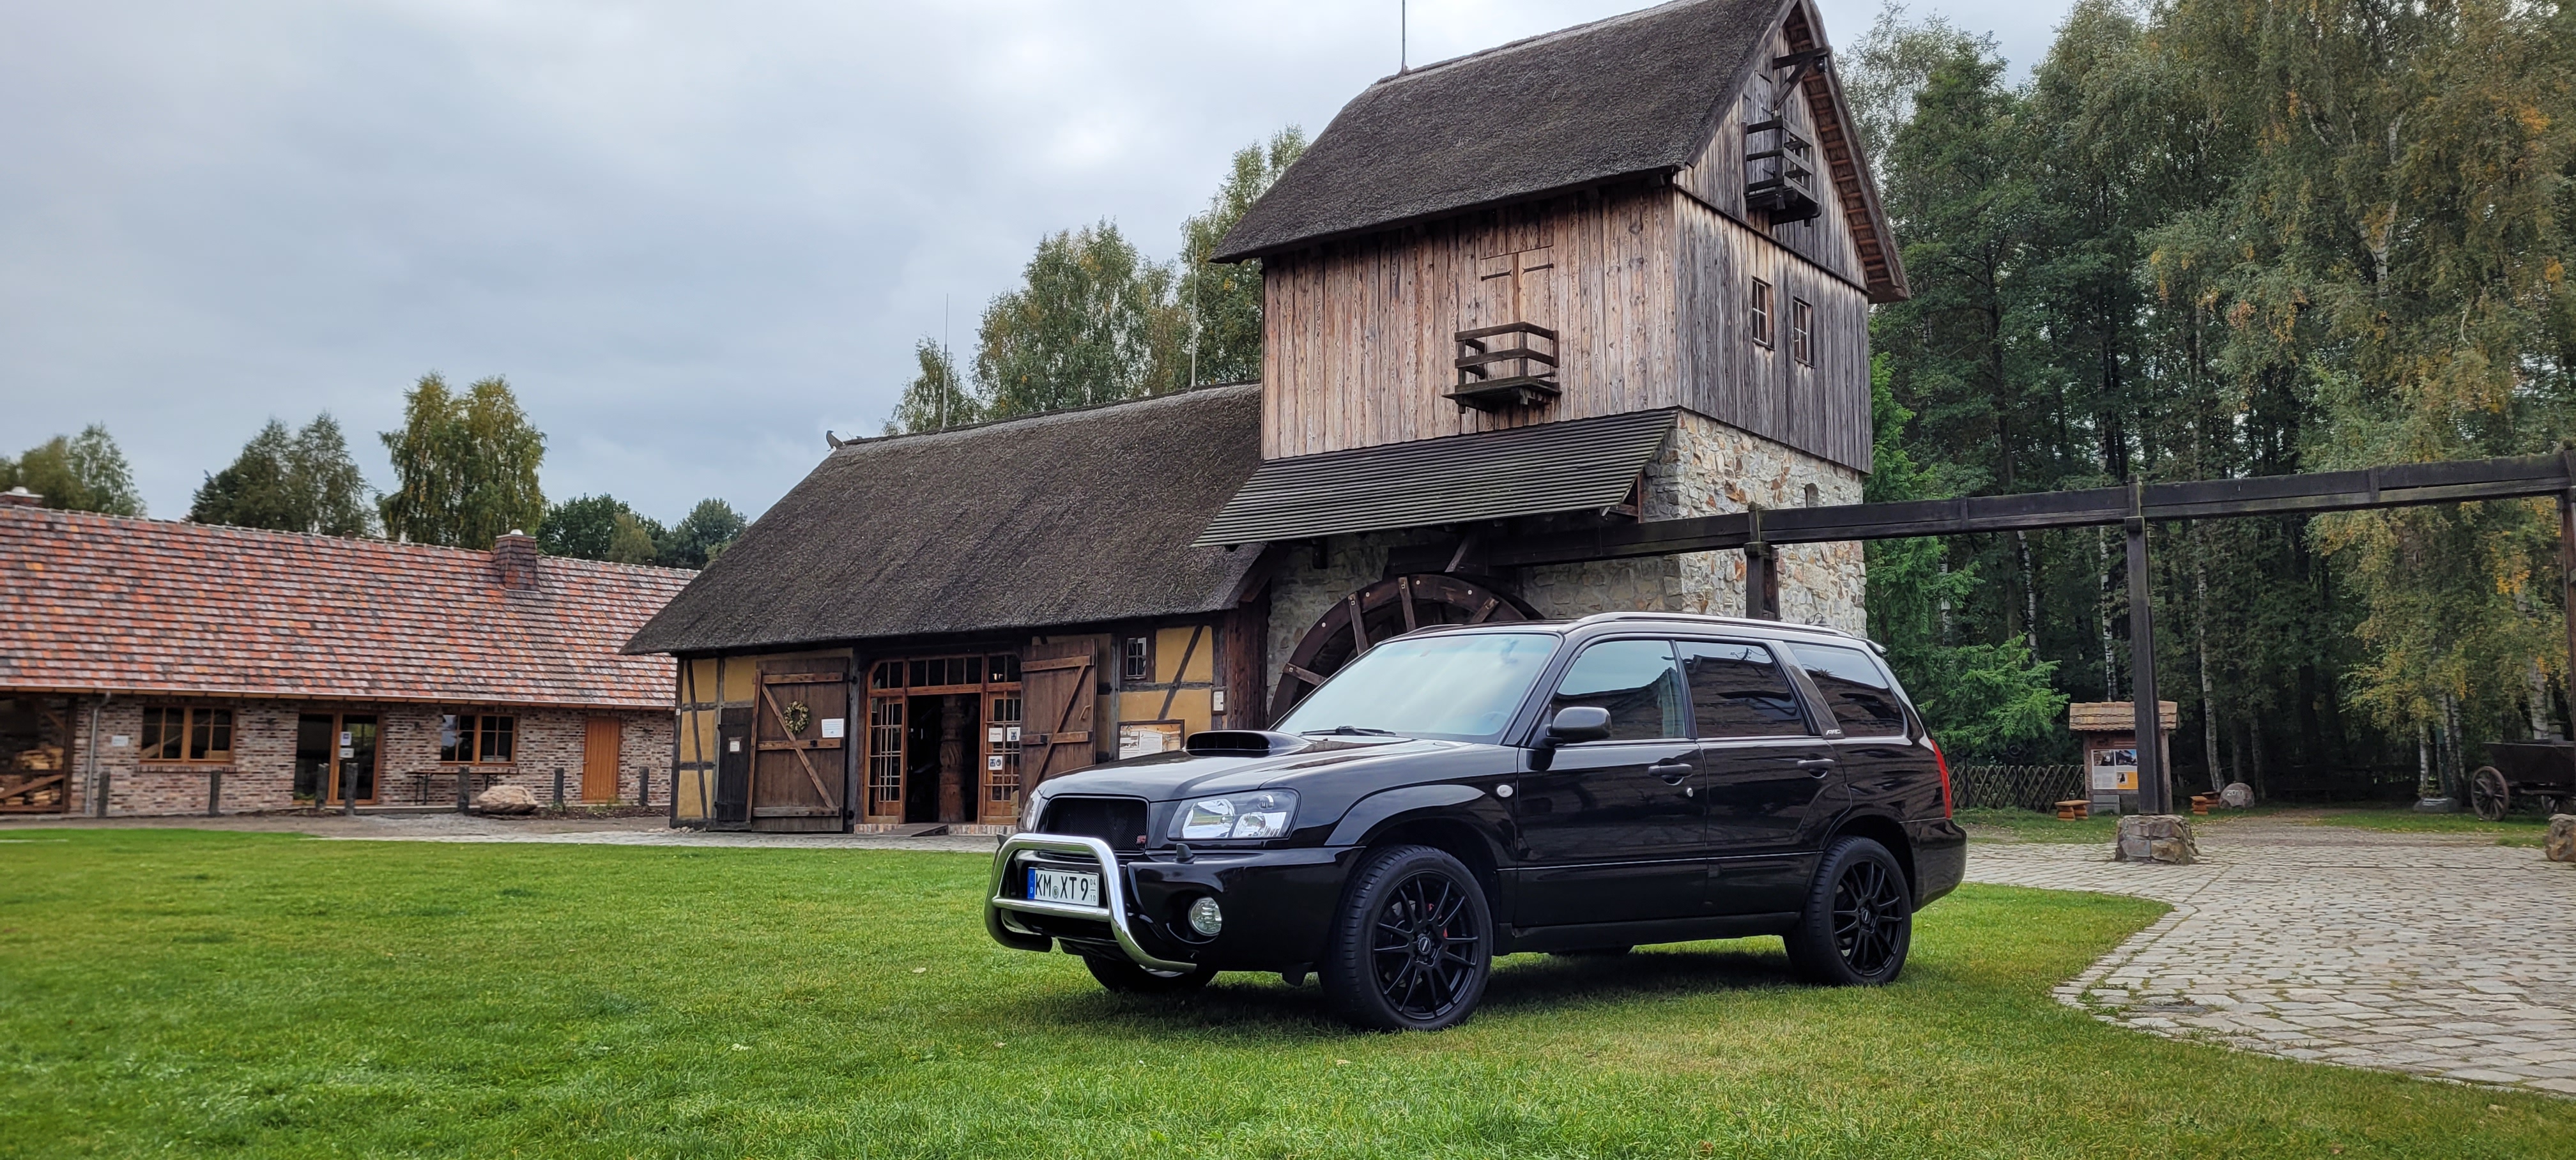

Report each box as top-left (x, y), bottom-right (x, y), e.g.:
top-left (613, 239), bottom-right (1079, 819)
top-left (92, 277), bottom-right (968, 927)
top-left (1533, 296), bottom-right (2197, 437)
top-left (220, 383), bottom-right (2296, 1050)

top-left (1177, 127), bottom-right (1307, 385)
top-left (378, 374), bottom-right (546, 549)
top-left (4, 425), bottom-right (142, 515)
top-left (973, 221), bottom-right (1178, 418)
top-left (1861, 0), bottom-right (2576, 789)
top-left (607, 510), bottom-right (663, 565)
top-left (882, 339), bottom-right (979, 435)
top-left (537, 494), bottom-right (640, 561)
top-left (658, 498), bottom-right (746, 569)
top-left (188, 415), bottom-right (374, 536)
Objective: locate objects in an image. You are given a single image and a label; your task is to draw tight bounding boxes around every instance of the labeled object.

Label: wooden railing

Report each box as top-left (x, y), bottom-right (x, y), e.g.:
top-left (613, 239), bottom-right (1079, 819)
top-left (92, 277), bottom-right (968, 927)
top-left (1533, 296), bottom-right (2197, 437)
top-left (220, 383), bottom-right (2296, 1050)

top-left (1745, 119), bottom-right (1820, 224)
top-left (1448, 322), bottom-right (1560, 412)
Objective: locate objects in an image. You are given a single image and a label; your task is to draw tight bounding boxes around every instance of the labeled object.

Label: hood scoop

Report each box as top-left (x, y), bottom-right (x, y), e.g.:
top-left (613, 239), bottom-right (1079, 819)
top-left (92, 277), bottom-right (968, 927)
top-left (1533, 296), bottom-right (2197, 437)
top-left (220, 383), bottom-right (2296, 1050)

top-left (1183, 729), bottom-right (1310, 758)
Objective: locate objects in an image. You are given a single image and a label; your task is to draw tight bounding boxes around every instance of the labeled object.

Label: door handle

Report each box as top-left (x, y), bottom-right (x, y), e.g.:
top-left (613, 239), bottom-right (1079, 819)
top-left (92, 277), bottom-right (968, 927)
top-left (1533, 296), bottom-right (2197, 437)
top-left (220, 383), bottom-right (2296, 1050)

top-left (1648, 760), bottom-right (1694, 784)
top-left (1797, 758), bottom-right (1836, 777)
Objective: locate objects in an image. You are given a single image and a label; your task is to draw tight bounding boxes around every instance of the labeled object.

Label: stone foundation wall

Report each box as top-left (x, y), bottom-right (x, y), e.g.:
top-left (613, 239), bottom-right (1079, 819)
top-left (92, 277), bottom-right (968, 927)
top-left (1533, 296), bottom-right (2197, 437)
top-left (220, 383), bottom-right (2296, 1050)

top-left (54, 698), bottom-right (670, 817)
top-left (1261, 413), bottom-right (1866, 703)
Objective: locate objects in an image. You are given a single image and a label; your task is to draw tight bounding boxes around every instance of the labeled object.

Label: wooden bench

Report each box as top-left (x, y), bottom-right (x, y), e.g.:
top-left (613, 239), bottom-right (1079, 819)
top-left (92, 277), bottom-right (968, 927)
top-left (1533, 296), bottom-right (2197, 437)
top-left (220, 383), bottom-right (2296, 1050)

top-left (2189, 793), bottom-right (2220, 816)
top-left (2054, 799), bottom-right (2090, 821)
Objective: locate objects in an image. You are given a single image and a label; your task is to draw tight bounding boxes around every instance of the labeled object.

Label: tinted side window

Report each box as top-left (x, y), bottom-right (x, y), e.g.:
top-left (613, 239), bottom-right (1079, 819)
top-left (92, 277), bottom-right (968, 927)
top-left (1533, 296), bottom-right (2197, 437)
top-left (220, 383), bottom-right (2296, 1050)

top-left (1678, 641), bottom-right (1811, 738)
top-left (1548, 640), bottom-right (1686, 741)
top-left (1790, 643), bottom-right (1909, 736)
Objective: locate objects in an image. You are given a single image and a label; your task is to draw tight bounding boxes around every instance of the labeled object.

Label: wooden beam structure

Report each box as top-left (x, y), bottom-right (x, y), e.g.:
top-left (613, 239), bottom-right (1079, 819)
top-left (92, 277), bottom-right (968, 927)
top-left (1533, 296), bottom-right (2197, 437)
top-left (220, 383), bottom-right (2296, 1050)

top-left (1381, 450), bottom-right (2576, 816)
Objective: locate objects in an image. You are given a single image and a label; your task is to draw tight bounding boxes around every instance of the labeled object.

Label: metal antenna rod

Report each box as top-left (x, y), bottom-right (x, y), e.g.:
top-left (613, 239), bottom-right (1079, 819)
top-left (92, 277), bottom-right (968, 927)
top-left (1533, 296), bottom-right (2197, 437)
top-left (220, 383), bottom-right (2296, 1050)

top-left (1401, 0), bottom-right (1407, 72)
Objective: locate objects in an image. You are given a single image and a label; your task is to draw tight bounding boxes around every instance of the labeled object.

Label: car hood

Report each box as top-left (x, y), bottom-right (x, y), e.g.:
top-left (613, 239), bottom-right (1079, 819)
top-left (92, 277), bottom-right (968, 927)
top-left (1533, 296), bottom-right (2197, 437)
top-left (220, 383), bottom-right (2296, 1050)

top-left (1033, 735), bottom-right (1504, 804)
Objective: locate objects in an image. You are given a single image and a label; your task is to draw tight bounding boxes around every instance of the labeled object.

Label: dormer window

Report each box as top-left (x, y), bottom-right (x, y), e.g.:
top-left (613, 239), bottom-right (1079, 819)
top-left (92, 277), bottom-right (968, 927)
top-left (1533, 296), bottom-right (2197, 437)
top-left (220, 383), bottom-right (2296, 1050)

top-left (1751, 279), bottom-right (1774, 347)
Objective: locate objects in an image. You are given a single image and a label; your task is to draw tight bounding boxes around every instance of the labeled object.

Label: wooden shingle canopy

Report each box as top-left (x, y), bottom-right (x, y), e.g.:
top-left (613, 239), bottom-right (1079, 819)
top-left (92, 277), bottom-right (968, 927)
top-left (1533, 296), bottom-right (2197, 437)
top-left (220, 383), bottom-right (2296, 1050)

top-left (1213, 0), bottom-right (1907, 304)
top-left (1195, 409), bottom-right (1678, 547)
top-left (0, 508), bottom-right (689, 708)
top-left (624, 384), bottom-right (1268, 657)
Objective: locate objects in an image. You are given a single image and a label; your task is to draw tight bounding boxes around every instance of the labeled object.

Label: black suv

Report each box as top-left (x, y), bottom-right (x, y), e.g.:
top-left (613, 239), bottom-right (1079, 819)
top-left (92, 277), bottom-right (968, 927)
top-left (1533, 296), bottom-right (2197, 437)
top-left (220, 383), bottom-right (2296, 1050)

top-left (985, 613), bottom-right (1964, 1030)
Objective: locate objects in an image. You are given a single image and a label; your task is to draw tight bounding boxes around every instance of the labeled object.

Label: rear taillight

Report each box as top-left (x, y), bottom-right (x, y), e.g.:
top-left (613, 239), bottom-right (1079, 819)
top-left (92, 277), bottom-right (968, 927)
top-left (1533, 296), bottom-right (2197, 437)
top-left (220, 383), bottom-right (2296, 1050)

top-left (1929, 736), bottom-right (1952, 818)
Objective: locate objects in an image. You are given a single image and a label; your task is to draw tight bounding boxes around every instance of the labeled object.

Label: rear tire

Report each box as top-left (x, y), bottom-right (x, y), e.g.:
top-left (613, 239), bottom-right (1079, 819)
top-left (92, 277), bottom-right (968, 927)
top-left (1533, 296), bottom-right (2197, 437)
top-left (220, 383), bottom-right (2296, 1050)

top-left (1320, 844), bottom-right (1492, 1031)
top-left (1082, 954), bottom-right (1218, 994)
top-left (1784, 836), bottom-right (1912, 986)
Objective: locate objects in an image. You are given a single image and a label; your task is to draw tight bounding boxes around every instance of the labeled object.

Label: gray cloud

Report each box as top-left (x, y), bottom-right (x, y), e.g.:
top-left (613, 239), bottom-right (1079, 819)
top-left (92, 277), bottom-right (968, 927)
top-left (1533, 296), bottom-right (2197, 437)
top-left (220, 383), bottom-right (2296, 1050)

top-left (0, 0), bottom-right (2063, 523)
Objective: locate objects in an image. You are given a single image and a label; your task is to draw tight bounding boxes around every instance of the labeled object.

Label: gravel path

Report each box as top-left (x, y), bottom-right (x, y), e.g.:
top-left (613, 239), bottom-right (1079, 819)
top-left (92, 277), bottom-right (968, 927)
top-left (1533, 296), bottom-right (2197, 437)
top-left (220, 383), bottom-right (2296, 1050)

top-left (1967, 818), bottom-right (2576, 1096)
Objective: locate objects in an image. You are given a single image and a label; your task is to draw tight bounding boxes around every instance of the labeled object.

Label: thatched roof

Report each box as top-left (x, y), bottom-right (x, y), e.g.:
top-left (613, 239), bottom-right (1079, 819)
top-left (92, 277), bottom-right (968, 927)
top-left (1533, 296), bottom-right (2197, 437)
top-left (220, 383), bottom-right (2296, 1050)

top-left (1214, 0), bottom-right (1791, 261)
top-left (625, 385), bottom-right (1266, 656)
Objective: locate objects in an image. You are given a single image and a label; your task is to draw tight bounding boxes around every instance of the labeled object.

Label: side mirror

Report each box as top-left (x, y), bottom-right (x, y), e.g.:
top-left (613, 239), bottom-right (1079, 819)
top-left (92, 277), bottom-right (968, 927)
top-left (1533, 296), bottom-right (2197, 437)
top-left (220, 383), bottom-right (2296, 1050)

top-left (1540, 706), bottom-right (1612, 747)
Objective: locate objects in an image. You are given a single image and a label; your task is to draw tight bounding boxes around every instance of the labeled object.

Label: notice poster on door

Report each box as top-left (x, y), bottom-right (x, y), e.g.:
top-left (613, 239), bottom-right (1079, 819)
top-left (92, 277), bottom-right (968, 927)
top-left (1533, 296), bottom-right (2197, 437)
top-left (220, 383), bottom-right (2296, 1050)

top-left (820, 717), bottom-right (844, 739)
top-left (2090, 747), bottom-right (2138, 792)
top-left (1117, 721), bottom-right (1184, 760)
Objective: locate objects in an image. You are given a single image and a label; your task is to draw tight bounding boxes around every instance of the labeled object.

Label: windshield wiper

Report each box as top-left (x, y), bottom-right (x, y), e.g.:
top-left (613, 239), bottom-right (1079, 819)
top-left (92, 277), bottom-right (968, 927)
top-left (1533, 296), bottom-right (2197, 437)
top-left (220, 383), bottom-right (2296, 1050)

top-left (1300, 725), bottom-right (1400, 736)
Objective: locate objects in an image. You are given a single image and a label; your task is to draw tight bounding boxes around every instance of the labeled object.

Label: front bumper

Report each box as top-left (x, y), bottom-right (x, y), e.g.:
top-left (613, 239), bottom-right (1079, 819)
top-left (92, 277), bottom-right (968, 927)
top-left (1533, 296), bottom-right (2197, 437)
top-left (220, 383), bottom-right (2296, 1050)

top-left (985, 833), bottom-right (1353, 971)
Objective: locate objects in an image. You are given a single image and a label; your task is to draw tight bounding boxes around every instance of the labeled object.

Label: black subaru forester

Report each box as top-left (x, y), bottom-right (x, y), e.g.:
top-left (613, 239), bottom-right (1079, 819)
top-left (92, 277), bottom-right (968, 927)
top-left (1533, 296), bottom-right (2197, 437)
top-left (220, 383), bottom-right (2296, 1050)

top-left (985, 612), bottom-right (1965, 1031)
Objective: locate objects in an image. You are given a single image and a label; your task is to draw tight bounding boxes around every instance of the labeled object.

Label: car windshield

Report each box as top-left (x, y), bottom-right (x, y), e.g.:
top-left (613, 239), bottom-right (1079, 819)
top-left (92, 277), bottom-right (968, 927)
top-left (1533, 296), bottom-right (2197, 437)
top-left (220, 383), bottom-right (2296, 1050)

top-left (1275, 632), bottom-right (1558, 742)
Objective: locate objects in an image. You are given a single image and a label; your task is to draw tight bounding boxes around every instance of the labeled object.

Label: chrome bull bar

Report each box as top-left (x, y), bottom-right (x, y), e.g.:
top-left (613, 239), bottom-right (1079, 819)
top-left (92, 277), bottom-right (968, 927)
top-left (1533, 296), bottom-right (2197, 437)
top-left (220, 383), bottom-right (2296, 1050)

top-left (985, 832), bottom-right (1198, 972)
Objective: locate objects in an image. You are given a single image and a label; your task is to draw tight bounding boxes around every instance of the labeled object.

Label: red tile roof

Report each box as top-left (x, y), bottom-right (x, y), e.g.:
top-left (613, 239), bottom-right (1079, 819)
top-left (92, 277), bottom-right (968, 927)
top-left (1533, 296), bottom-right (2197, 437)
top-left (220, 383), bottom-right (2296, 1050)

top-left (0, 505), bottom-right (690, 709)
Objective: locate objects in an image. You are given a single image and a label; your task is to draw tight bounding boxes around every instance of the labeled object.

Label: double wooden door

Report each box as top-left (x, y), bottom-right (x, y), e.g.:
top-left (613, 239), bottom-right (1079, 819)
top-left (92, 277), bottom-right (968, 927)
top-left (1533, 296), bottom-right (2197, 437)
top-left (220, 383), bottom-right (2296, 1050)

top-left (296, 712), bottom-right (379, 805)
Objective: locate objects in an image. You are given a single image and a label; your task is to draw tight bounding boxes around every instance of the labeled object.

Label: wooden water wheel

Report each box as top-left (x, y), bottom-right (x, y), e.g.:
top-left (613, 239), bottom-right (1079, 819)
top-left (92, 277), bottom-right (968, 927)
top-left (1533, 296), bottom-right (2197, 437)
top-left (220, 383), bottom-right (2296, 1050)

top-left (1268, 574), bottom-right (1534, 723)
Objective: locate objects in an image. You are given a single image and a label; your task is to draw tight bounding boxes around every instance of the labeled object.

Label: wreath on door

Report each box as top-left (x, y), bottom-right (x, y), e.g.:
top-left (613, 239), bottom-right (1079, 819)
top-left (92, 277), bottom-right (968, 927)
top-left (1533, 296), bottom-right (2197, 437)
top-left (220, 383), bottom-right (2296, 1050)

top-left (781, 701), bottom-right (812, 737)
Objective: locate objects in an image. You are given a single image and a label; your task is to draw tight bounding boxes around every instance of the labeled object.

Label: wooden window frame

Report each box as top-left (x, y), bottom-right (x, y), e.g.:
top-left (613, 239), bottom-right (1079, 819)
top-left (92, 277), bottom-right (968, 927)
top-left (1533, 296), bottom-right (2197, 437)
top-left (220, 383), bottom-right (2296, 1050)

top-left (140, 705), bottom-right (233, 765)
top-left (1122, 634), bottom-right (1154, 683)
top-left (439, 712), bottom-right (518, 764)
top-left (1750, 279), bottom-right (1774, 348)
top-left (1790, 297), bottom-right (1813, 366)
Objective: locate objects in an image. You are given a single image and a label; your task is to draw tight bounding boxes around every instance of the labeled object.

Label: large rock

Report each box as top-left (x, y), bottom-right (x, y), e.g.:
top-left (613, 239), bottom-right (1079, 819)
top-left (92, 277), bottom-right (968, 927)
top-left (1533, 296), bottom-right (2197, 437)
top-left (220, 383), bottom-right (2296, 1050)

top-left (2547, 814), bottom-right (2576, 864)
top-left (2220, 782), bottom-right (2254, 809)
top-left (474, 784), bottom-right (542, 816)
top-left (2115, 814), bottom-right (2198, 865)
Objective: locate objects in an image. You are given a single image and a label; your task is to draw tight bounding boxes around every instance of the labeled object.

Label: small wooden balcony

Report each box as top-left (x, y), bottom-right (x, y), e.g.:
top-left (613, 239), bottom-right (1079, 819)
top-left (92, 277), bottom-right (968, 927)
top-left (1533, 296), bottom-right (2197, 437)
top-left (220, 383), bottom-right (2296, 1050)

top-left (1448, 322), bottom-right (1560, 411)
top-left (1745, 119), bottom-right (1821, 224)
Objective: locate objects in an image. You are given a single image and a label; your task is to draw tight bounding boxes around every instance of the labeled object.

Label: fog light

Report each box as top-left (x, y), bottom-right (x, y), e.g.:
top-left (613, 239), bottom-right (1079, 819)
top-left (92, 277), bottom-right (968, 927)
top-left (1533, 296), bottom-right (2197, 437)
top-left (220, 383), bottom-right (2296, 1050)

top-left (1186, 896), bottom-right (1223, 937)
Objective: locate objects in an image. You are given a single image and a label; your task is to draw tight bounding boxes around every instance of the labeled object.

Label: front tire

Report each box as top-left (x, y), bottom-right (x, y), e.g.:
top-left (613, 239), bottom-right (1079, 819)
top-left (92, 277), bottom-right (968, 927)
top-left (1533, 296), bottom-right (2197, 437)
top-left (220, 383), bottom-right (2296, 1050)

top-left (1321, 844), bottom-right (1492, 1031)
top-left (1082, 954), bottom-right (1218, 994)
top-left (1784, 836), bottom-right (1912, 986)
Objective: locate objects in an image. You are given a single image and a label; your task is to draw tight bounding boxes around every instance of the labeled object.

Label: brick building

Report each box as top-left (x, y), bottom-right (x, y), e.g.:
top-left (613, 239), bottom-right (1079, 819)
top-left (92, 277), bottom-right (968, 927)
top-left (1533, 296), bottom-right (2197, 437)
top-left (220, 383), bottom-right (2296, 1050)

top-left (0, 491), bottom-right (692, 817)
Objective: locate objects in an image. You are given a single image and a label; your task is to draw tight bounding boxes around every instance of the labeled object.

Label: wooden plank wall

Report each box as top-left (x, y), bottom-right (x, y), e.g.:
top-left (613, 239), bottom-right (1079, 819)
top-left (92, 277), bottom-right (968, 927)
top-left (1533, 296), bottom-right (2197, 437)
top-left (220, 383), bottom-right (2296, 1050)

top-left (1260, 184), bottom-right (1680, 460)
top-left (1672, 26), bottom-right (1865, 287)
top-left (1674, 202), bottom-right (1872, 471)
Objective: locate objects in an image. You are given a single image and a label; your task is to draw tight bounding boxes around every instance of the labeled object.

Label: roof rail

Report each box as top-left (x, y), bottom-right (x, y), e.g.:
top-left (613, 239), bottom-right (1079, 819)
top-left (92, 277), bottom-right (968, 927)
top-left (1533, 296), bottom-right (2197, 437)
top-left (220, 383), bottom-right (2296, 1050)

top-left (1570, 611), bottom-right (1862, 639)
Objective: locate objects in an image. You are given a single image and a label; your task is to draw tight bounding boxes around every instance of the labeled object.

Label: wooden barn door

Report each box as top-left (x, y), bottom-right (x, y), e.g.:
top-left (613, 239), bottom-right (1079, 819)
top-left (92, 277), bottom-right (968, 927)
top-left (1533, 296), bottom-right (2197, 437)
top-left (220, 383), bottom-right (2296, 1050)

top-left (751, 660), bottom-right (848, 830)
top-left (713, 706), bottom-right (752, 827)
top-left (581, 717), bottom-right (620, 802)
top-left (1021, 639), bottom-right (1102, 790)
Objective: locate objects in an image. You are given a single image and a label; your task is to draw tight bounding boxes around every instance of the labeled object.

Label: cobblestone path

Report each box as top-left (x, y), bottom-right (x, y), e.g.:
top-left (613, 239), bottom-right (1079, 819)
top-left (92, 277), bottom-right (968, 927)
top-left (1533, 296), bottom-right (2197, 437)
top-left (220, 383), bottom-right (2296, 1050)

top-left (1968, 820), bottom-right (2576, 1095)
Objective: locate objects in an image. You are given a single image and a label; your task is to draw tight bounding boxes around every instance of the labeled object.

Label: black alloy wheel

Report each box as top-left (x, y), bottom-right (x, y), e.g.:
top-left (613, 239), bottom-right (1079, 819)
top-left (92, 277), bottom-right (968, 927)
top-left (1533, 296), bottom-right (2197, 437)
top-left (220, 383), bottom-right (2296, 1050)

top-left (1784, 836), bottom-right (1913, 986)
top-left (1321, 844), bottom-right (1492, 1031)
top-left (1082, 954), bottom-right (1219, 994)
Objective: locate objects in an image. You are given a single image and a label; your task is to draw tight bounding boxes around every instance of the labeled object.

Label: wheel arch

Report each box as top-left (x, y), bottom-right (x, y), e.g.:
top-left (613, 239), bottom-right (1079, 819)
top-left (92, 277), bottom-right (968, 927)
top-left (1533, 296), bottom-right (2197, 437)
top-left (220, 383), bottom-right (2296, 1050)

top-left (1360, 814), bottom-right (1505, 920)
top-left (1827, 811), bottom-right (1917, 897)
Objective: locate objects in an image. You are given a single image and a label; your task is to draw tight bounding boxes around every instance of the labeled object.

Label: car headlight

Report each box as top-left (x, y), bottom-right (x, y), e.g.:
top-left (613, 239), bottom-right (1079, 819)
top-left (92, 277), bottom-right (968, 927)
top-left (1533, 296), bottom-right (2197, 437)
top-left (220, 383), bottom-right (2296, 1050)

top-left (1019, 790), bottom-right (1046, 832)
top-left (1169, 790), bottom-right (1298, 842)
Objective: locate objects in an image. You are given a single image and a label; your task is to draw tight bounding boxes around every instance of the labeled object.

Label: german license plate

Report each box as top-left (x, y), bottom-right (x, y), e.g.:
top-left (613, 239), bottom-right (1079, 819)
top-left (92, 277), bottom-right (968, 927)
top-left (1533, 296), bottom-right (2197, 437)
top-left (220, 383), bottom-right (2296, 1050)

top-left (1027, 866), bottom-right (1101, 907)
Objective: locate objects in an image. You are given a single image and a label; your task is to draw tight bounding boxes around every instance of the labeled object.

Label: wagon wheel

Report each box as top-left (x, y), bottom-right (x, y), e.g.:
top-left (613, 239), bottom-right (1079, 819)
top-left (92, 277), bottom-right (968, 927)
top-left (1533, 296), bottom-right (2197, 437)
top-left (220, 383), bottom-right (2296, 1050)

top-left (1267, 574), bottom-right (1533, 724)
top-left (2469, 766), bottom-right (2511, 821)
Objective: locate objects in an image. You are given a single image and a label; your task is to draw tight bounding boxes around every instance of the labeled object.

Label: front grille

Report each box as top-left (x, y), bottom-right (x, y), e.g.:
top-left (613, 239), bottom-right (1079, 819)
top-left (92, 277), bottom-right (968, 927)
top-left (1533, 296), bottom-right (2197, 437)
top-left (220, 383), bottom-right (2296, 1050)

top-left (1039, 796), bottom-right (1149, 851)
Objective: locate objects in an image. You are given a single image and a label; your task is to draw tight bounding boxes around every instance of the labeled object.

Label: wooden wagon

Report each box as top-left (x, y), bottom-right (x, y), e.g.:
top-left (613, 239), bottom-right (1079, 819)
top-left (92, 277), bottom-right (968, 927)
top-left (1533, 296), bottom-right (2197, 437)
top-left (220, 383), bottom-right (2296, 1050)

top-left (2469, 742), bottom-right (2576, 821)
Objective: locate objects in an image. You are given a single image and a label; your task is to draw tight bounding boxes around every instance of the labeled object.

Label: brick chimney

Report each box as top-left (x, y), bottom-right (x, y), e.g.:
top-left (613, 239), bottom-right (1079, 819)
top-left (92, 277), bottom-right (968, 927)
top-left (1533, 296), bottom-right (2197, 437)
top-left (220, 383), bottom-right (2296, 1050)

top-left (491, 530), bottom-right (540, 591)
top-left (0, 487), bottom-right (42, 508)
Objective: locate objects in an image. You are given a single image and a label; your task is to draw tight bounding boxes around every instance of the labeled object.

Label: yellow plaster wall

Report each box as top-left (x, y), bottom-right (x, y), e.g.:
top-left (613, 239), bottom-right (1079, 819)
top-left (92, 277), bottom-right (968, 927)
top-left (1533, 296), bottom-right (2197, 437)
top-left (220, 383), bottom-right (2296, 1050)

top-left (1153, 625), bottom-right (1215, 683)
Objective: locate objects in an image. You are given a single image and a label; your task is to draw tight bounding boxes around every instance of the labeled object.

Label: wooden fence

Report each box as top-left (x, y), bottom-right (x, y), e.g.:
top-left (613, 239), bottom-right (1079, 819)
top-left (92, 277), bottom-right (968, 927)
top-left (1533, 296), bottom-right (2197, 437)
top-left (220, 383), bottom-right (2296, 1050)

top-left (1951, 765), bottom-right (2087, 813)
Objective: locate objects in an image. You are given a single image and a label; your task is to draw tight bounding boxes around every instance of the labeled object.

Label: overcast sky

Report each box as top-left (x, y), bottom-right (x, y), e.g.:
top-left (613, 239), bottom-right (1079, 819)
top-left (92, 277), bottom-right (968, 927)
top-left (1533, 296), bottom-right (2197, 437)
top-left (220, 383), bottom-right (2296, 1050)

top-left (1, 0), bottom-right (2068, 525)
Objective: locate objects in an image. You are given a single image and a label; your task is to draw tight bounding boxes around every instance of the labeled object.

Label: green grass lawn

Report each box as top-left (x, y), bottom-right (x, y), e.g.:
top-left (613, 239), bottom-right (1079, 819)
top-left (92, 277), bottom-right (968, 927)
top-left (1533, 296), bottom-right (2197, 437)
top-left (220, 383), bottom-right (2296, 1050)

top-left (3, 830), bottom-right (2568, 1157)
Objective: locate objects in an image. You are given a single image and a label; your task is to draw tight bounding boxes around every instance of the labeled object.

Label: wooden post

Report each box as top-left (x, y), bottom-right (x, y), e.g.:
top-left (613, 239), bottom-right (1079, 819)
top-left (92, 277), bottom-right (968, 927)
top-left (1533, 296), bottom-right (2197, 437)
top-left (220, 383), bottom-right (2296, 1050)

top-left (2127, 477), bottom-right (2168, 815)
top-left (341, 751), bottom-right (356, 817)
top-left (206, 770), bottom-right (221, 817)
top-left (553, 766), bottom-right (565, 809)
top-left (1745, 505), bottom-right (1780, 620)
top-left (457, 766), bottom-right (471, 813)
